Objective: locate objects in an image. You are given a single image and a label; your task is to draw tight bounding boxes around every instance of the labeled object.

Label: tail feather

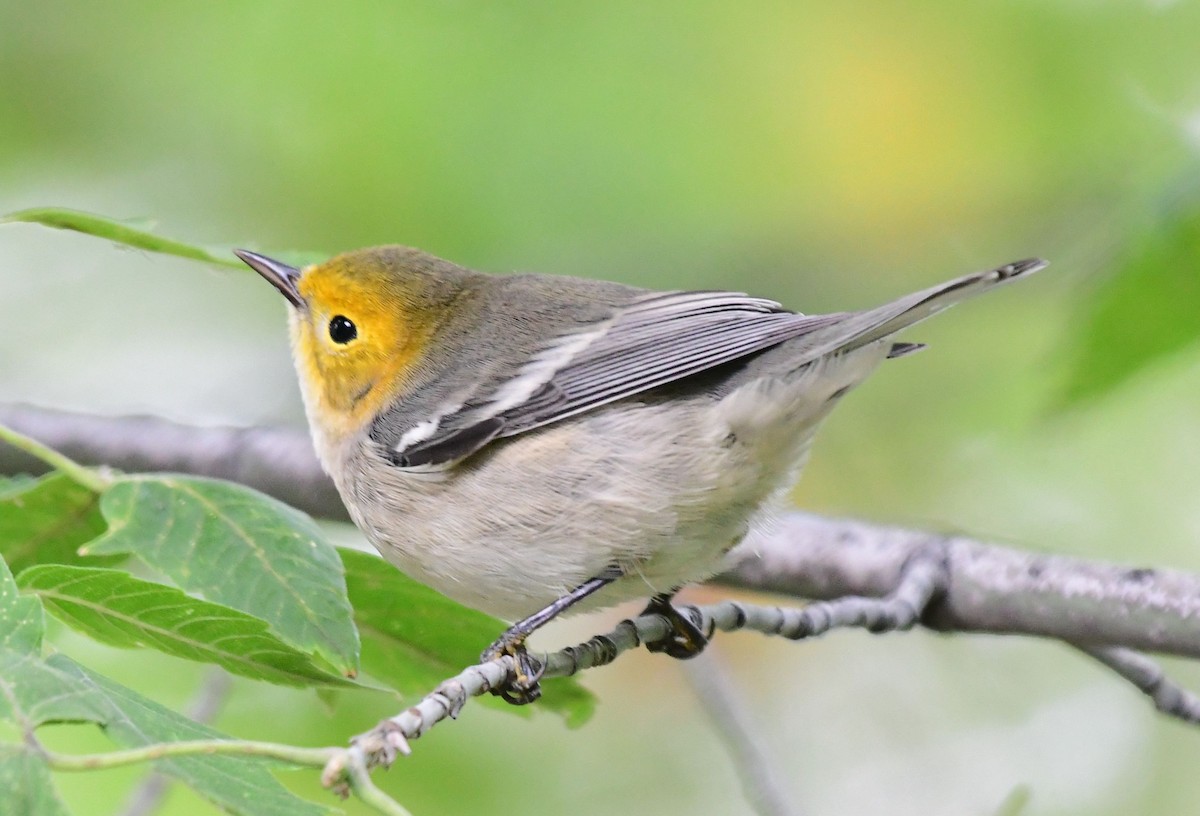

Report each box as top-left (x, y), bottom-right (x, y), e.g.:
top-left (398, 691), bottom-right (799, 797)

top-left (786, 258), bottom-right (1046, 365)
top-left (886, 341), bottom-right (926, 359)
top-left (837, 258), bottom-right (1046, 352)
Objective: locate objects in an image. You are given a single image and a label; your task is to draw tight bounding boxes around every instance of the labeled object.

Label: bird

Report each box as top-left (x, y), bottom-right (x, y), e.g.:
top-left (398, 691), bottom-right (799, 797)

top-left (236, 245), bottom-right (1045, 703)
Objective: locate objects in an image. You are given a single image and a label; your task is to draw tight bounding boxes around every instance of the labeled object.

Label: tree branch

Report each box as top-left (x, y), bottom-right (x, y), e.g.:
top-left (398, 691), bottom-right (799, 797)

top-left (0, 404), bottom-right (345, 519)
top-left (329, 552), bottom-right (1200, 788)
top-left (6, 402), bottom-right (1200, 800)
top-left (336, 558), bottom-right (942, 783)
top-left (4, 403), bottom-right (1197, 661)
top-left (29, 591), bottom-right (1200, 804)
top-left (719, 513), bottom-right (1200, 658)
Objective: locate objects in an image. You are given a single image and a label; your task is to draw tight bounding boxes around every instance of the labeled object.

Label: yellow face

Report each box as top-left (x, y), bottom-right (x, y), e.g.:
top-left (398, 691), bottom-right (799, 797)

top-left (289, 259), bottom-right (441, 443)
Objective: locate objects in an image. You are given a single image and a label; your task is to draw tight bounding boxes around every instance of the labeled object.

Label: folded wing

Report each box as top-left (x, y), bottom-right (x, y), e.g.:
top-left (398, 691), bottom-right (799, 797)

top-left (390, 258), bottom-right (1046, 468)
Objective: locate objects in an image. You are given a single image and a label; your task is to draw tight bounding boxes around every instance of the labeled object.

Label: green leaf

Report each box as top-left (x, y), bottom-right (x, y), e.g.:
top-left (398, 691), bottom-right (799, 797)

top-left (1, 207), bottom-right (242, 268)
top-left (0, 744), bottom-right (71, 816)
top-left (992, 784), bottom-right (1032, 816)
top-left (71, 665), bottom-right (332, 816)
top-left (0, 556), bottom-right (331, 816)
top-left (84, 475), bottom-right (359, 676)
top-left (1, 206), bottom-right (327, 269)
top-left (0, 473), bottom-right (116, 574)
top-left (0, 475), bottom-right (36, 498)
top-left (0, 557), bottom-right (111, 728)
top-left (1058, 203), bottom-right (1200, 407)
top-left (342, 548), bottom-right (595, 726)
top-left (19, 565), bottom-right (355, 688)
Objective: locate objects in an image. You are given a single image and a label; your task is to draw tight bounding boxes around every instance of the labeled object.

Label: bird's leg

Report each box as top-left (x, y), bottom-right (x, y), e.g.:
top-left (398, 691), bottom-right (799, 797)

top-left (482, 567), bottom-right (622, 705)
top-left (641, 591), bottom-right (709, 659)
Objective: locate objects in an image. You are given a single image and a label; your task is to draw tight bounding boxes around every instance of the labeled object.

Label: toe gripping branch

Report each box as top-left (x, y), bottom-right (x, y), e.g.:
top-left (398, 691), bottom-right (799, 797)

top-left (482, 568), bottom-right (623, 705)
top-left (640, 593), bottom-right (712, 659)
top-left (482, 548), bottom-right (948, 705)
top-left (636, 547), bottom-right (948, 657)
top-left (480, 636), bottom-right (546, 706)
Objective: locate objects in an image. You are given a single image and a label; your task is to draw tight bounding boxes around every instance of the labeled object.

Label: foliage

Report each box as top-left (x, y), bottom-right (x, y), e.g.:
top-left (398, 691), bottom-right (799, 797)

top-left (3, 5), bottom-right (1200, 809)
top-left (3, 132), bottom-right (1200, 806)
top-left (1057, 189), bottom-right (1200, 408)
top-left (0, 215), bottom-right (593, 813)
top-left (0, 555), bottom-right (330, 816)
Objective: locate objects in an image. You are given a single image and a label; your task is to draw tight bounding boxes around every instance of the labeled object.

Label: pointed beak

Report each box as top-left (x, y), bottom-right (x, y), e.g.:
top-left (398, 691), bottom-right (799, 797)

top-left (234, 249), bottom-right (304, 308)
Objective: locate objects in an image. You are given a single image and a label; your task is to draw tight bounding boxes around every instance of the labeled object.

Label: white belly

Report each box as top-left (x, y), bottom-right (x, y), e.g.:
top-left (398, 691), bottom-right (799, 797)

top-left (335, 347), bottom-right (885, 621)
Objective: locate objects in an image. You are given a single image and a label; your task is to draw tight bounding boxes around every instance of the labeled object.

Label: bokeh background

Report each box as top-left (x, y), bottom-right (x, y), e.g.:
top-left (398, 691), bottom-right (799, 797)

top-left (4, 2), bottom-right (1200, 814)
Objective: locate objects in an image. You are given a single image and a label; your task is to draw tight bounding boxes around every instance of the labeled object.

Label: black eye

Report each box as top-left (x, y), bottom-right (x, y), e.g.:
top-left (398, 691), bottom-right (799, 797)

top-left (328, 315), bottom-right (357, 344)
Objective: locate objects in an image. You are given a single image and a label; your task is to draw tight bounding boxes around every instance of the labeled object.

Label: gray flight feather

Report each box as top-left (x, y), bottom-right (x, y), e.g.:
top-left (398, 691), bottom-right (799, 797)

top-left (382, 258), bottom-right (1046, 468)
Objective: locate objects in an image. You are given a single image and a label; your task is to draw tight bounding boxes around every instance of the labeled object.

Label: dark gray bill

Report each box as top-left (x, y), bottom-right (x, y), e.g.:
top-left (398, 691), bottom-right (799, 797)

top-left (234, 249), bottom-right (304, 308)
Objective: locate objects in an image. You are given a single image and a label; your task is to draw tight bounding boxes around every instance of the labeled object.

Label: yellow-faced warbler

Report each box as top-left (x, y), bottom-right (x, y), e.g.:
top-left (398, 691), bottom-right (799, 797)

top-left (236, 246), bottom-right (1045, 703)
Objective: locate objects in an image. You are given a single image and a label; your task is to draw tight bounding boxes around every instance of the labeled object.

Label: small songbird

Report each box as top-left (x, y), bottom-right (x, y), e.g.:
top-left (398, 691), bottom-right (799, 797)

top-left (237, 246), bottom-right (1045, 703)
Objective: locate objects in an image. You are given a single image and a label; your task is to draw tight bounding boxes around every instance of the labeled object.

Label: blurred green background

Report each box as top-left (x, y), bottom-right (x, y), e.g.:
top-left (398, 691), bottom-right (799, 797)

top-left (4, 2), bottom-right (1200, 814)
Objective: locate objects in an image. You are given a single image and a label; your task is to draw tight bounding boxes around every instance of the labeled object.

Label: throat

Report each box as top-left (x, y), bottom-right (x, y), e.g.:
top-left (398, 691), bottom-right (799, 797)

top-left (295, 371), bottom-right (386, 466)
top-left (349, 379), bottom-right (377, 408)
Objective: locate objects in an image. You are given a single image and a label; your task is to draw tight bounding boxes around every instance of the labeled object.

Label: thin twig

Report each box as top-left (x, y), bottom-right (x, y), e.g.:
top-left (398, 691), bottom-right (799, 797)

top-left (343, 747), bottom-right (415, 816)
top-left (1075, 645), bottom-right (1200, 723)
top-left (17, 555), bottom-right (1200, 807)
top-left (117, 669), bottom-right (234, 816)
top-left (342, 555), bottom-right (945, 782)
top-left (683, 649), bottom-right (802, 816)
top-left (42, 739), bottom-right (336, 771)
top-left (40, 732), bottom-right (415, 816)
top-left (0, 417), bottom-right (109, 492)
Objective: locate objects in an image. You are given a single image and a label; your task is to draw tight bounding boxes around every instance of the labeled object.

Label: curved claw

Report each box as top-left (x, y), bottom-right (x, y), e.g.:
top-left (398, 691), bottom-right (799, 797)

top-left (481, 636), bottom-right (545, 706)
top-left (642, 596), bottom-right (709, 659)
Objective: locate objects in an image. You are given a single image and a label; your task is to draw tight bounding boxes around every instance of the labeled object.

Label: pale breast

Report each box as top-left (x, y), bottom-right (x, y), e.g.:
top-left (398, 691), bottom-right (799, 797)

top-left (334, 344), bottom-right (888, 621)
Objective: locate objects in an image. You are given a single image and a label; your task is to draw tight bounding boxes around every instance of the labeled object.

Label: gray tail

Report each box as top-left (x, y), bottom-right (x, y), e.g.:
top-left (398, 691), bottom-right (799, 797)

top-left (886, 341), bottom-right (926, 359)
top-left (799, 258), bottom-right (1046, 362)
